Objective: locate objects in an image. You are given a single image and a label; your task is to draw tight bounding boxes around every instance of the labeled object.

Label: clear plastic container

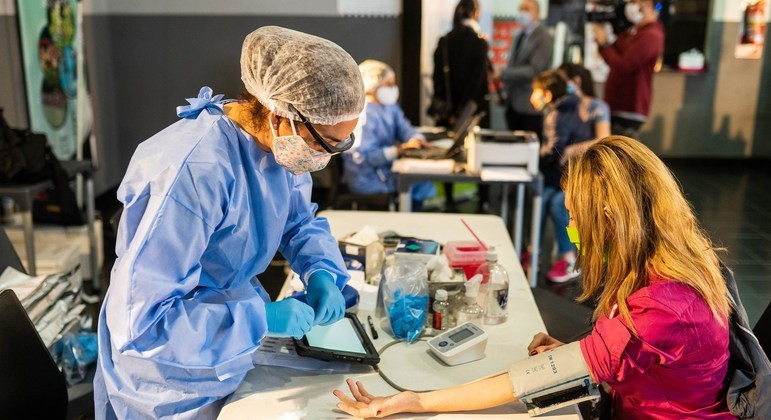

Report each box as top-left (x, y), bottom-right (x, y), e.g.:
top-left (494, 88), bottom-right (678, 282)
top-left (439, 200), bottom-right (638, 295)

top-left (475, 249), bottom-right (509, 325)
top-left (456, 274), bottom-right (484, 326)
top-left (444, 241), bottom-right (487, 279)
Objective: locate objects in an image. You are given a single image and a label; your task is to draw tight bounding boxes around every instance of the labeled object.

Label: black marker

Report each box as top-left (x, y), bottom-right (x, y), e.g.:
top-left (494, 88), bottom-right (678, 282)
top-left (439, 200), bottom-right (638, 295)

top-left (367, 315), bottom-right (379, 339)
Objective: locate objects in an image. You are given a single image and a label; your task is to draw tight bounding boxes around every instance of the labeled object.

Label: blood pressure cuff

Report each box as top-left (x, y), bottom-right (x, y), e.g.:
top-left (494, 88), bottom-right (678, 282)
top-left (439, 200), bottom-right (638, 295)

top-left (507, 342), bottom-right (600, 416)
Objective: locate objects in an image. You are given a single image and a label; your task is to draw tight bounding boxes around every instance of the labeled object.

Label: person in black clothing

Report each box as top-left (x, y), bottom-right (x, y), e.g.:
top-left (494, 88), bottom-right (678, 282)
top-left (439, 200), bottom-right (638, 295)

top-left (431, 0), bottom-right (491, 212)
top-left (431, 0), bottom-right (490, 129)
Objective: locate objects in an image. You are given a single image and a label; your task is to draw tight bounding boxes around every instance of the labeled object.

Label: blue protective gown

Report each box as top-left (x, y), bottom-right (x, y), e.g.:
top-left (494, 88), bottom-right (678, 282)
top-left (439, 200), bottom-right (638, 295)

top-left (342, 102), bottom-right (436, 201)
top-left (93, 87), bottom-right (349, 419)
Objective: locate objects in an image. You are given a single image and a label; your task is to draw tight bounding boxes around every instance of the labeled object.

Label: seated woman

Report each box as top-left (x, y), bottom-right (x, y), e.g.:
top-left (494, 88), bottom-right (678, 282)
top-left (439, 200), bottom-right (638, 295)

top-left (343, 60), bottom-right (436, 211)
top-left (334, 136), bottom-right (734, 419)
top-left (531, 71), bottom-right (596, 282)
top-left (557, 62), bottom-right (611, 161)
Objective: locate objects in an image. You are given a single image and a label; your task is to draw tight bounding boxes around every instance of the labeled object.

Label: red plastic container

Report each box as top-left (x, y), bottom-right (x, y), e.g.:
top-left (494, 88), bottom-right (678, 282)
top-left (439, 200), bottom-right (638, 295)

top-left (444, 241), bottom-right (487, 279)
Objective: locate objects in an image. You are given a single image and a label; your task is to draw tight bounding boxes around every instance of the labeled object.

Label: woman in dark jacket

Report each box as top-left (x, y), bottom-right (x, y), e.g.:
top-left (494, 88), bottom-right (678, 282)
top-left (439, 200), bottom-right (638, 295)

top-left (431, 0), bottom-right (491, 211)
top-left (431, 0), bottom-right (490, 128)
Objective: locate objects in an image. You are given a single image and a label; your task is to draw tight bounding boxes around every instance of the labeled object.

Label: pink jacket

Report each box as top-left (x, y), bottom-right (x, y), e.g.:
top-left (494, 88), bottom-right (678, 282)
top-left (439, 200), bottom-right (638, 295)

top-left (580, 274), bottom-right (735, 419)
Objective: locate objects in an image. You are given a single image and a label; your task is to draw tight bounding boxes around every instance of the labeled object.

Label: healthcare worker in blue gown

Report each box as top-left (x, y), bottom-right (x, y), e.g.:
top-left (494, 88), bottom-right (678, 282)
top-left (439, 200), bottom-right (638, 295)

top-left (343, 60), bottom-right (436, 211)
top-left (93, 26), bottom-right (366, 419)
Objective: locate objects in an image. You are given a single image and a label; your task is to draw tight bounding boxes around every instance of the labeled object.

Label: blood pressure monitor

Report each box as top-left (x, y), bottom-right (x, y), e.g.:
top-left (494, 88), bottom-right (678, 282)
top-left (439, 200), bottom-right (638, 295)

top-left (427, 322), bottom-right (488, 366)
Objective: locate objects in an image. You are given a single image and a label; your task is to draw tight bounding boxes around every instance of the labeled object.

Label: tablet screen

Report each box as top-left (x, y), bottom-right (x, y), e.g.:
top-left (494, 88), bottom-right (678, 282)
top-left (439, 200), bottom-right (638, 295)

top-left (305, 317), bottom-right (367, 354)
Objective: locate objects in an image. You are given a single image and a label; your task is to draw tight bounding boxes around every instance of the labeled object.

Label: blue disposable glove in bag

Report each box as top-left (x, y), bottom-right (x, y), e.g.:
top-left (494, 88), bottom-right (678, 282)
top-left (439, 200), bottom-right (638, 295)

top-left (265, 299), bottom-right (315, 339)
top-left (306, 271), bottom-right (345, 326)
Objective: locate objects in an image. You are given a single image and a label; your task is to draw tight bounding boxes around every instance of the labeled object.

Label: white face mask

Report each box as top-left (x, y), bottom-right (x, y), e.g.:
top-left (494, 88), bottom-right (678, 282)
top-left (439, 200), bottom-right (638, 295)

top-left (375, 85), bottom-right (399, 105)
top-left (270, 117), bottom-right (330, 175)
top-left (624, 2), bottom-right (644, 25)
top-left (516, 11), bottom-right (533, 28)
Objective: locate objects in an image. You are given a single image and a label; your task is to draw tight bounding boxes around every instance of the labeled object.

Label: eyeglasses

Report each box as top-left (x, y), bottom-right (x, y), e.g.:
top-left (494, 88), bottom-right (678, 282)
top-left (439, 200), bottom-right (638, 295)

top-left (291, 107), bottom-right (355, 154)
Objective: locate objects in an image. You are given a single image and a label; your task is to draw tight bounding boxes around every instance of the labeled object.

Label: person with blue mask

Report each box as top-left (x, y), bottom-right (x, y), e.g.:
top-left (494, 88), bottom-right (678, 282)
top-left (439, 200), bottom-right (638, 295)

top-left (343, 60), bottom-right (436, 211)
top-left (93, 26), bottom-right (365, 419)
top-left (530, 70), bottom-right (595, 283)
top-left (500, 0), bottom-right (553, 135)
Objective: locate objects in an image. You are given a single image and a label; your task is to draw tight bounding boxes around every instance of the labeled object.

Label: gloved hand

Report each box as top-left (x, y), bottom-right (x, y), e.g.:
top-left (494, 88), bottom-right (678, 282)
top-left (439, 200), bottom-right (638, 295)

top-left (265, 299), bottom-right (315, 339)
top-left (306, 271), bottom-right (345, 326)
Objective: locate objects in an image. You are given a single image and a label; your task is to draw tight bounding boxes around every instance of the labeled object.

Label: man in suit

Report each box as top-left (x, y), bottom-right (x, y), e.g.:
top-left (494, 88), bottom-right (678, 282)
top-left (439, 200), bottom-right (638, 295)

top-left (501, 0), bottom-right (553, 134)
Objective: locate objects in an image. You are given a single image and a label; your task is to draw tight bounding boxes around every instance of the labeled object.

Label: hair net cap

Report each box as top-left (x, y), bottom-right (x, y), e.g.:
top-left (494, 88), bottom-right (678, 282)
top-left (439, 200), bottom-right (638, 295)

top-left (359, 59), bottom-right (395, 94)
top-left (241, 26), bottom-right (365, 126)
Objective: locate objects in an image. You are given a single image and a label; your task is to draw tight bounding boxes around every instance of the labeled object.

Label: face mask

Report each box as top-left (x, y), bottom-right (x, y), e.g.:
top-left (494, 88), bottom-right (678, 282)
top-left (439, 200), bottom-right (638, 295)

top-left (516, 11), bottom-right (533, 28)
top-left (624, 2), bottom-right (644, 25)
top-left (376, 85), bottom-right (399, 105)
top-left (566, 226), bottom-right (581, 251)
top-left (270, 118), bottom-right (330, 175)
top-left (566, 82), bottom-right (577, 95)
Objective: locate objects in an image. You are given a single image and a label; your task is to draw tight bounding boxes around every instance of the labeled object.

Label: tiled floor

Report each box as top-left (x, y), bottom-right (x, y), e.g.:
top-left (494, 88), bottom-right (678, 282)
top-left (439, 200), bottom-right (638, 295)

top-left (668, 159), bottom-right (771, 327)
top-left (539, 159), bottom-right (771, 327)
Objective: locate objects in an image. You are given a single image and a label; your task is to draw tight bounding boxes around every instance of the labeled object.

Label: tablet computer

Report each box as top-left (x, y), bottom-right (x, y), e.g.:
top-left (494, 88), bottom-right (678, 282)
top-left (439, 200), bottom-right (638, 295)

top-left (292, 313), bottom-right (380, 365)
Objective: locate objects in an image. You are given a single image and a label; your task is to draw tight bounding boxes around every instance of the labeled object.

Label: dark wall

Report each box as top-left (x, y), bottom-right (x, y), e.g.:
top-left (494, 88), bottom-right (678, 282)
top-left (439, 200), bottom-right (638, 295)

top-left (84, 15), bottom-right (401, 193)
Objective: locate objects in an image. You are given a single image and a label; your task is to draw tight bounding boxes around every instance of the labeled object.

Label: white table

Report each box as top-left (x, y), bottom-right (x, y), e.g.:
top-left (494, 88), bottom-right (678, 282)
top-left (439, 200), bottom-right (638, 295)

top-left (219, 212), bottom-right (580, 420)
top-left (392, 164), bottom-right (544, 288)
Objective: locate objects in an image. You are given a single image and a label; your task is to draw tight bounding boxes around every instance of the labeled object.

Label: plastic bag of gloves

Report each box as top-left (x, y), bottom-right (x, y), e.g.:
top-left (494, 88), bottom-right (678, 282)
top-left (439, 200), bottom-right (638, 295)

top-left (382, 259), bottom-right (429, 343)
top-left (55, 332), bottom-right (98, 385)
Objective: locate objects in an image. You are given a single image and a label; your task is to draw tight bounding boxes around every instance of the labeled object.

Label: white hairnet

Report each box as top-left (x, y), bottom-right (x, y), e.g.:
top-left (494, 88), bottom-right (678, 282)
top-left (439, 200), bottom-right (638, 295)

top-left (240, 26), bottom-right (365, 126)
top-left (359, 59), bottom-right (395, 94)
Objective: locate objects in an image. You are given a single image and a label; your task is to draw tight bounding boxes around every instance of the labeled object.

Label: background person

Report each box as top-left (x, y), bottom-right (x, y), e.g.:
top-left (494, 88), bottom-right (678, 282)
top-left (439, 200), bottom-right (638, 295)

top-left (592, 0), bottom-right (665, 138)
top-left (500, 0), bottom-right (553, 135)
top-left (343, 60), bottom-right (436, 211)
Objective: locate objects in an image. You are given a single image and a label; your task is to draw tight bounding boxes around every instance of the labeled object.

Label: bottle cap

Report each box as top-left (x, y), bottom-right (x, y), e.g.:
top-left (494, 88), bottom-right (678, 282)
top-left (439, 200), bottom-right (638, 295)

top-left (486, 246), bottom-right (497, 262)
top-left (435, 289), bottom-right (448, 301)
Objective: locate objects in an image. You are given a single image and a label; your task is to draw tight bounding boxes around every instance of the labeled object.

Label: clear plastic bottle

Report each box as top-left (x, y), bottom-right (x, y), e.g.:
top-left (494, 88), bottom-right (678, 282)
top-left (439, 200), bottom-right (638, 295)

top-left (456, 274), bottom-right (485, 326)
top-left (432, 289), bottom-right (451, 330)
top-left (477, 249), bottom-right (509, 325)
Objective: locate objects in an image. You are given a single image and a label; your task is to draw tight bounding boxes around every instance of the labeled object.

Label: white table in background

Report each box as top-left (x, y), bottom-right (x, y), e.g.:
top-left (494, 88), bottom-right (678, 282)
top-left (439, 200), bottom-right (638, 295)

top-left (219, 212), bottom-right (580, 420)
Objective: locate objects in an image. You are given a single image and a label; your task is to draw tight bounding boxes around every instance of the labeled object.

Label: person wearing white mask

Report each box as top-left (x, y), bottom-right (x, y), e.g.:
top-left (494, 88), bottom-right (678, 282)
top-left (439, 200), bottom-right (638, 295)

top-left (342, 60), bottom-right (436, 211)
top-left (94, 26), bottom-right (362, 418)
top-left (592, 0), bottom-right (664, 138)
top-left (500, 0), bottom-right (553, 135)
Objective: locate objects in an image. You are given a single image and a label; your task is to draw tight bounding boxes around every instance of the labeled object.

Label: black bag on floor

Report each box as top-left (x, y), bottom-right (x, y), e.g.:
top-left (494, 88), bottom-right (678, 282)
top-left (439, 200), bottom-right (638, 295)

top-left (0, 109), bottom-right (47, 183)
top-left (0, 108), bottom-right (83, 225)
top-left (723, 264), bottom-right (771, 419)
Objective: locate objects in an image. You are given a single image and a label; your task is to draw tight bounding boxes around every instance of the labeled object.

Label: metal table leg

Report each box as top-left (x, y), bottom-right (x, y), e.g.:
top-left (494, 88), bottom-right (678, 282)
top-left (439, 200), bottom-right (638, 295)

top-left (86, 177), bottom-right (99, 290)
top-left (397, 176), bottom-right (412, 212)
top-left (529, 175), bottom-right (543, 288)
top-left (500, 184), bottom-right (510, 226)
top-left (514, 183), bottom-right (525, 258)
top-left (22, 210), bottom-right (36, 276)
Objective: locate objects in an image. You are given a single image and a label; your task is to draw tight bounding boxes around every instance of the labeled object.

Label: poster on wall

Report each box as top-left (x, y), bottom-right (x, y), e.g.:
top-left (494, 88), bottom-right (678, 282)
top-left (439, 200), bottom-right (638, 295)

top-left (735, 0), bottom-right (767, 59)
top-left (491, 20), bottom-right (518, 68)
top-left (17, 0), bottom-right (80, 160)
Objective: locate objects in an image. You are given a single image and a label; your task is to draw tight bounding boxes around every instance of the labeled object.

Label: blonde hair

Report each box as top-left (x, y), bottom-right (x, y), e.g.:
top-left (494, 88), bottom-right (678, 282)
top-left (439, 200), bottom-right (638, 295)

top-left (564, 136), bottom-right (731, 332)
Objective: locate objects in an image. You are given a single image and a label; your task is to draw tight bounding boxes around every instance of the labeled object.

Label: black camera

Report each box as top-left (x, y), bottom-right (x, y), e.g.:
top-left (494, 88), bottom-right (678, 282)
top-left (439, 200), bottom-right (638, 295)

top-left (585, 0), bottom-right (632, 34)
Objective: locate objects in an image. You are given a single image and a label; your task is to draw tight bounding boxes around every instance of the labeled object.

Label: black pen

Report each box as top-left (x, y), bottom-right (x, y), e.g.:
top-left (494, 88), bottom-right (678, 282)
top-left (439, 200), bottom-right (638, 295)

top-left (367, 315), bottom-right (379, 339)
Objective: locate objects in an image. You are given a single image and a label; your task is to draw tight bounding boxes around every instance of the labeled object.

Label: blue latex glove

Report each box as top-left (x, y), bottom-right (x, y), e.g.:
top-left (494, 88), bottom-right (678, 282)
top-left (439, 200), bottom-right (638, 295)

top-left (265, 299), bottom-right (315, 339)
top-left (306, 271), bottom-right (345, 326)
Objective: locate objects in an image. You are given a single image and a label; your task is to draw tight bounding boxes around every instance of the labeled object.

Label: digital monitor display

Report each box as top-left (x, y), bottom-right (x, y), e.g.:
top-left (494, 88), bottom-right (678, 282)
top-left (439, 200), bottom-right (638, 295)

top-left (305, 317), bottom-right (367, 354)
top-left (449, 328), bottom-right (474, 343)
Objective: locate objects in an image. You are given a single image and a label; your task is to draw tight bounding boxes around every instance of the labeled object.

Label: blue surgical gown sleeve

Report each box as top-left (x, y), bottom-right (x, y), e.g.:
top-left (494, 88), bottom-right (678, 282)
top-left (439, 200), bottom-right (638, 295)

top-left (393, 105), bottom-right (423, 143)
top-left (107, 185), bottom-right (266, 381)
top-left (279, 174), bottom-right (350, 289)
top-left (353, 110), bottom-right (397, 168)
top-left (353, 105), bottom-right (422, 168)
